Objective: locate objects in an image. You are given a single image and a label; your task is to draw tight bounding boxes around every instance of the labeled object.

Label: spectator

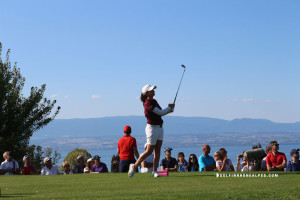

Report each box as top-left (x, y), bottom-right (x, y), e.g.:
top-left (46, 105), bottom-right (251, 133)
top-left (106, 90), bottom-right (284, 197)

top-left (0, 151), bottom-right (20, 175)
top-left (261, 146), bottom-right (272, 171)
top-left (266, 141), bottom-right (287, 171)
top-left (111, 155), bottom-right (120, 173)
top-left (286, 149), bottom-right (300, 172)
top-left (86, 158), bottom-right (94, 173)
top-left (177, 152), bottom-right (188, 172)
top-left (199, 144), bottom-right (216, 172)
top-left (74, 155), bottom-right (85, 173)
top-left (141, 143), bottom-right (154, 173)
top-left (160, 147), bottom-right (177, 172)
top-left (187, 154), bottom-right (199, 172)
top-left (117, 126), bottom-right (139, 172)
top-left (92, 155), bottom-right (108, 173)
top-left (62, 161), bottom-right (74, 174)
top-left (22, 155), bottom-right (37, 175)
top-left (216, 148), bottom-right (234, 171)
top-left (236, 152), bottom-right (254, 172)
top-left (41, 157), bottom-right (59, 175)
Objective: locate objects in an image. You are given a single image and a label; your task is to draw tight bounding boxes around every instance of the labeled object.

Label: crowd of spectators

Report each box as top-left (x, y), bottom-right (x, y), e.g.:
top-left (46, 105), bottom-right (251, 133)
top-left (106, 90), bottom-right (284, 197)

top-left (0, 139), bottom-right (299, 176)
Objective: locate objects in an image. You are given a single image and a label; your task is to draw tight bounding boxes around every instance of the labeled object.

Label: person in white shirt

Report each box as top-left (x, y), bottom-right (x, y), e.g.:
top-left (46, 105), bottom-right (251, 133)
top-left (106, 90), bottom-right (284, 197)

top-left (0, 151), bottom-right (20, 175)
top-left (236, 151), bottom-right (254, 172)
top-left (215, 148), bottom-right (235, 172)
top-left (141, 143), bottom-right (154, 173)
top-left (41, 157), bottom-right (59, 175)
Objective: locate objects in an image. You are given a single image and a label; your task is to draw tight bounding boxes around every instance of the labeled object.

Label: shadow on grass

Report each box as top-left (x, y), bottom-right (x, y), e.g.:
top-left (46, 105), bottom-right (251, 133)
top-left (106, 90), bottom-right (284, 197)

top-left (0, 193), bottom-right (35, 198)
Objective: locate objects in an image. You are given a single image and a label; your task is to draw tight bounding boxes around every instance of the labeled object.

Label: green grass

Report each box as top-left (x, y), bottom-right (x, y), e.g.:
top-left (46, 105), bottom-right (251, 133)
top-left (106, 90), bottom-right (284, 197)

top-left (0, 172), bottom-right (300, 200)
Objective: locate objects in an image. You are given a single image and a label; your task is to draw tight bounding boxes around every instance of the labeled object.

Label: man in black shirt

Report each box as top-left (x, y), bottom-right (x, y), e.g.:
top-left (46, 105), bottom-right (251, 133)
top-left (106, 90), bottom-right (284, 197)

top-left (160, 147), bottom-right (177, 172)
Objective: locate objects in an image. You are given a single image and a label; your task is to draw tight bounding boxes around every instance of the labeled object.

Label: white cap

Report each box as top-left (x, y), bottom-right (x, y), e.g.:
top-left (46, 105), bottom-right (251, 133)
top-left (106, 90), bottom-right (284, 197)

top-left (142, 85), bottom-right (157, 95)
top-left (44, 157), bottom-right (51, 163)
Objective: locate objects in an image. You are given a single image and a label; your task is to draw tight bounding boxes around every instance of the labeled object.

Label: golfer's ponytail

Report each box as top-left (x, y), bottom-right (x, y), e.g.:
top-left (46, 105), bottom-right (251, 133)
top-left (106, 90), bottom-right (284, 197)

top-left (140, 93), bottom-right (147, 105)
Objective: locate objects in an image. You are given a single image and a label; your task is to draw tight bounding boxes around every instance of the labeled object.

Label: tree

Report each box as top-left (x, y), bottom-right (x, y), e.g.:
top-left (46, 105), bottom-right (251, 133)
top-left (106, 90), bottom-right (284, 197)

top-left (64, 149), bottom-right (92, 168)
top-left (24, 145), bottom-right (44, 172)
top-left (0, 42), bottom-right (60, 164)
top-left (44, 147), bottom-right (61, 165)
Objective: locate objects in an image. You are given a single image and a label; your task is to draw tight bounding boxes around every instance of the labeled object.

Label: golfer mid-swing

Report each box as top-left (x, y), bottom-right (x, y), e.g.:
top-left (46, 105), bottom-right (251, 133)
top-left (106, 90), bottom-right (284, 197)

top-left (128, 85), bottom-right (175, 177)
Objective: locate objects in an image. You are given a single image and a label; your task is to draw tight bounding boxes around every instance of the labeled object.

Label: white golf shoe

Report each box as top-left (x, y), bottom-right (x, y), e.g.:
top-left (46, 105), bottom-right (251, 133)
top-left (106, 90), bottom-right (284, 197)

top-left (152, 171), bottom-right (160, 178)
top-left (128, 164), bottom-right (135, 178)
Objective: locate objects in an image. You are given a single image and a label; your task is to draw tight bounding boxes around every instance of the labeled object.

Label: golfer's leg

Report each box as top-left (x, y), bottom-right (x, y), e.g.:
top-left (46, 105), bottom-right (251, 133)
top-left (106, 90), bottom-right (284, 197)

top-left (134, 145), bottom-right (155, 168)
top-left (153, 140), bottom-right (163, 171)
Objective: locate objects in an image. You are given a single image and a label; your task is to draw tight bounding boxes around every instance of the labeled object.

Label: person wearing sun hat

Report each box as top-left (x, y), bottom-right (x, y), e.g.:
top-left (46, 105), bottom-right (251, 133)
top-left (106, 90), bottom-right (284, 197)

top-left (128, 85), bottom-right (175, 178)
top-left (286, 149), bottom-right (300, 171)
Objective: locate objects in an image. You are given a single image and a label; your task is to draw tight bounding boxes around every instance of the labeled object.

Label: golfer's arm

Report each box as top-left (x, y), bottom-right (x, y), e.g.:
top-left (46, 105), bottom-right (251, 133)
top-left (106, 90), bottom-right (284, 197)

top-left (153, 107), bottom-right (172, 116)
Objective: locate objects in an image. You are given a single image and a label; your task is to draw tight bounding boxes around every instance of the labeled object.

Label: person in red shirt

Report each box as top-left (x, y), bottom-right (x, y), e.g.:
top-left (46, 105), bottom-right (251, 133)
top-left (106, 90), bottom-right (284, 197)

top-left (117, 126), bottom-right (139, 172)
top-left (266, 141), bottom-right (287, 171)
top-left (22, 155), bottom-right (37, 175)
top-left (128, 85), bottom-right (175, 178)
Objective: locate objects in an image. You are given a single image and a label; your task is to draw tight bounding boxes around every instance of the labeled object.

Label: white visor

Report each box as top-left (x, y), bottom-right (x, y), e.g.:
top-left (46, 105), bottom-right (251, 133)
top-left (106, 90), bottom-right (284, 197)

top-left (142, 85), bottom-right (157, 95)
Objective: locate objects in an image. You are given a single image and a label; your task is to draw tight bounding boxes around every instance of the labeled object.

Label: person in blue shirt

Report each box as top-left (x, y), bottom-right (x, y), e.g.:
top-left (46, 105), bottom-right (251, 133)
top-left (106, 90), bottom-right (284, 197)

top-left (286, 149), bottom-right (300, 172)
top-left (199, 144), bottom-right (216, 172)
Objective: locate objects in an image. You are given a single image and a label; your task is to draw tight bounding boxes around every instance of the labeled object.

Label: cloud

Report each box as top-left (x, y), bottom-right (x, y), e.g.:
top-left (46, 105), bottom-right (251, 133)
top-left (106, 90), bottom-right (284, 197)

top-left (242, 98), bottom-right (254, 103)
top-left (51, 94), bottom-right (58, 98)
top-left (91, 94), bottom-right (102, 99)
top-left (231, 99), bottom-right (239, 103)
top-left (64, 95), bottom-right (69, 99)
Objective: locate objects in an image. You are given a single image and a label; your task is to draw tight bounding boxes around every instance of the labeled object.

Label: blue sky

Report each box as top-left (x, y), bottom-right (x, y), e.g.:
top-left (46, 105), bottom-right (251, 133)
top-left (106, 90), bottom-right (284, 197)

top-left (1, 0), bottom-right (299, 122)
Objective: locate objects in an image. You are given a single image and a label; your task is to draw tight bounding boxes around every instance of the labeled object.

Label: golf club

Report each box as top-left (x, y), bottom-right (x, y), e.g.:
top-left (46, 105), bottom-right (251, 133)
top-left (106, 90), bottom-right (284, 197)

top-left (173, 64), bottom-right (186, 104)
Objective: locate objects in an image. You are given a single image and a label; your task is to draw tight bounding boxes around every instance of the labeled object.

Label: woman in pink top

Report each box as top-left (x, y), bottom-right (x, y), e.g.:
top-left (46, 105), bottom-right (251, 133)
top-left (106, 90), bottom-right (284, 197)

top-left (128, 85), bottom-right (175, 178)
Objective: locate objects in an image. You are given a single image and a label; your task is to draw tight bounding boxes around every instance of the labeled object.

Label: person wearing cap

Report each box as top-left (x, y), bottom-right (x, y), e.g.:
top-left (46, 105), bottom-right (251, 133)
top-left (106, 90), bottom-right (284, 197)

top-left (74, 155), bottom-right (85, 173)
top-left (141, 143), bottom-right (154, 173)
top-left (266, 141), bottom-right (287, 171)
top-left (199, 144), bottom-right (216, 172)
top-left (92, 155), bottom-right (108, 173)
top-left (22, 155), bottom-right (37, 175)
top-left (117, 125), bottom-right (139, 172)
top-left (0, 151), bottom-right (20, 175)
top-left (128, 85), bottom-right (175, 178)
top-left (41, 157), bottom-right (59, 175)
top-left (85, 158), bottom-right (94, 173)
top-left (286, 149), bottom-right (300, 171)
top-left (160, 147), bottom-right (177, 172)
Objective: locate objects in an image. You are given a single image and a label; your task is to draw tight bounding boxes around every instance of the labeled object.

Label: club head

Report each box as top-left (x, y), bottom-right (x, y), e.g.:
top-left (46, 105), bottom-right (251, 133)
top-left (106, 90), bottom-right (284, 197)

top-left (181, 64), bottom-right (186, 69)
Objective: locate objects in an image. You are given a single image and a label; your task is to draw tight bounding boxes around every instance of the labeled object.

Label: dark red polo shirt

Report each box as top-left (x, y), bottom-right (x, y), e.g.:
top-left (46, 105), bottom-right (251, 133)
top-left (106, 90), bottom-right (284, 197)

top-left (266, 152), bottom-right (287, 170)
top-left (144, 99), bottom-right (163, 125)
top-left (118, 135), bottom-right (137, 160)
top-left (23, 164), bottom-right (37, 175)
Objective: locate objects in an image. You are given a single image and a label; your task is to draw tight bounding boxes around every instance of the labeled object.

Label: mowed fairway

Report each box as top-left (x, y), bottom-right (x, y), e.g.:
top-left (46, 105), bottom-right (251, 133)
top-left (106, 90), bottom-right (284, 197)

top-left (0, 172), bottom-right (299, 200)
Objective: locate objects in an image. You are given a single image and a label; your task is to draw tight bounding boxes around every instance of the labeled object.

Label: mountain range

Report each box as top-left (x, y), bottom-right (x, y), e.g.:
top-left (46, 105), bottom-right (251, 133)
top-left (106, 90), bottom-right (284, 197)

top-left (33, 116), bottom-right (300, 139)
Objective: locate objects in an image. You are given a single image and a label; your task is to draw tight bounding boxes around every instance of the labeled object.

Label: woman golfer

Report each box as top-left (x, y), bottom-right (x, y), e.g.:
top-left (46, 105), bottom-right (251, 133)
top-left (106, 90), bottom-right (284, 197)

top-left (128, 85), bottom-right (175, 177)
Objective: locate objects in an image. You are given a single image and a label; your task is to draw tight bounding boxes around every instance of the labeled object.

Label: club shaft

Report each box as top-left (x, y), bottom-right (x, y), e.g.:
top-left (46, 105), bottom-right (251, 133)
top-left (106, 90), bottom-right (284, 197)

top-left (173, 68), bottom-right (186, 104)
